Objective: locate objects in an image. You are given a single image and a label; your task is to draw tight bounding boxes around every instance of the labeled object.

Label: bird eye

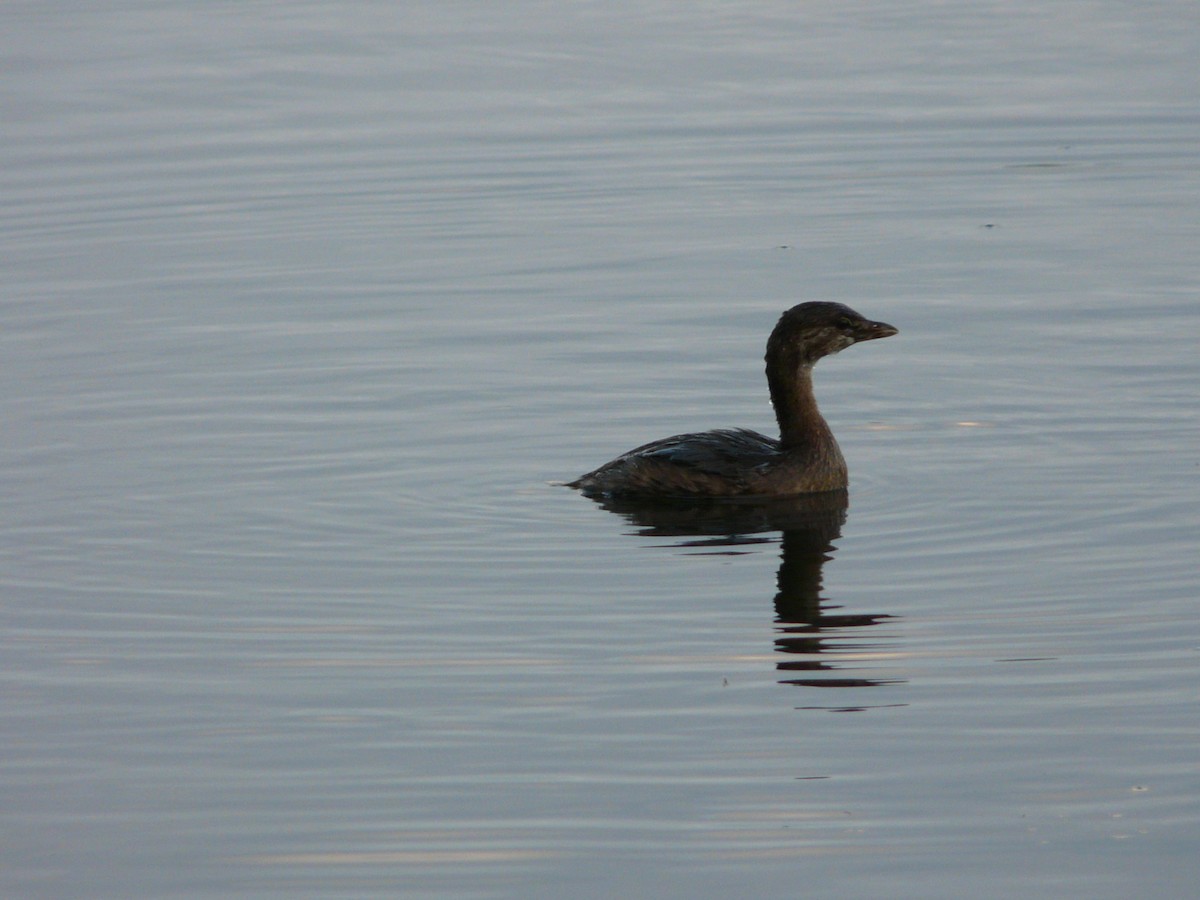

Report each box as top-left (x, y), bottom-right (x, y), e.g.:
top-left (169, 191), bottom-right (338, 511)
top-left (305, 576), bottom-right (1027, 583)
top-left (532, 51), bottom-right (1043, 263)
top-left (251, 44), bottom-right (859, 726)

top-left (837, 316), bottom-right (855, 329)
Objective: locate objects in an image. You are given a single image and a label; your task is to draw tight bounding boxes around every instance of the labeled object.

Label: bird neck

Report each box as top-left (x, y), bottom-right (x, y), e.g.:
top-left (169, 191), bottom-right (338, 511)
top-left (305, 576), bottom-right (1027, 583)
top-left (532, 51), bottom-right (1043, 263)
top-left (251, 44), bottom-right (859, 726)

top-left (767, 360), bottom-right (834, 451)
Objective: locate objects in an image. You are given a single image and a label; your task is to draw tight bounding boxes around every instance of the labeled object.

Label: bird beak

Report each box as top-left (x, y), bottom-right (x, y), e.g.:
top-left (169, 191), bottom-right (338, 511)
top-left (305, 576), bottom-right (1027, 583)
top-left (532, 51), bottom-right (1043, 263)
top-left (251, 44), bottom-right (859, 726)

top-left (857, 319), bottom-right (898, 342)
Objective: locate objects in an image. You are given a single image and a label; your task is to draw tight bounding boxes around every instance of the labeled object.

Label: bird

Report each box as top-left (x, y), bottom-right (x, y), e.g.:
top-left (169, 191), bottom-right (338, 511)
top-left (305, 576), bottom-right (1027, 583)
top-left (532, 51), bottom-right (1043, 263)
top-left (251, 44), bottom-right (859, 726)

top-left (568, 301), bottom-right (897, 498)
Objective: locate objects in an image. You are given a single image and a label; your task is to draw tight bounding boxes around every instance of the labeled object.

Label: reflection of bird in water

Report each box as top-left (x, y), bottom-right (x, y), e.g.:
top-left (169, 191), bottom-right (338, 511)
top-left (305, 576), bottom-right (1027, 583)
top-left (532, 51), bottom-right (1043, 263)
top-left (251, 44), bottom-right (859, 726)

top-left (569, 302), bottom-right (897, 499)
top-left (579, 491), bottom-right (902, 696)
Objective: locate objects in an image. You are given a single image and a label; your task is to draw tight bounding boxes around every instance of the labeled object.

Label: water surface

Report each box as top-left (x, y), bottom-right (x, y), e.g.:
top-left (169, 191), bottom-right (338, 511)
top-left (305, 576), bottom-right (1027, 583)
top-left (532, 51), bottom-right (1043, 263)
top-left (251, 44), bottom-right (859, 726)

top-left (4, 2), bottom-right (1199, 898)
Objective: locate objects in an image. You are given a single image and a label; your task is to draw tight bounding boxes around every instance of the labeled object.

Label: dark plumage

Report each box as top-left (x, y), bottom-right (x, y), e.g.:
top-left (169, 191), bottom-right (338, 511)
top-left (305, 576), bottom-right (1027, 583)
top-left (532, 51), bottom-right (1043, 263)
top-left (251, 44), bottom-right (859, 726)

top-left (568, 301), bottom-right (897, 498)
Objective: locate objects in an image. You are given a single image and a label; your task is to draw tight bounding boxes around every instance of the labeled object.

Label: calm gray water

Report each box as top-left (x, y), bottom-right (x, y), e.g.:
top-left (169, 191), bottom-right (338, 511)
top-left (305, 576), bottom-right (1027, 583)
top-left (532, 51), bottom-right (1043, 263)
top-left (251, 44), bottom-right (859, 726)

top-left (4, 2), bottom-right (1199, 898)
